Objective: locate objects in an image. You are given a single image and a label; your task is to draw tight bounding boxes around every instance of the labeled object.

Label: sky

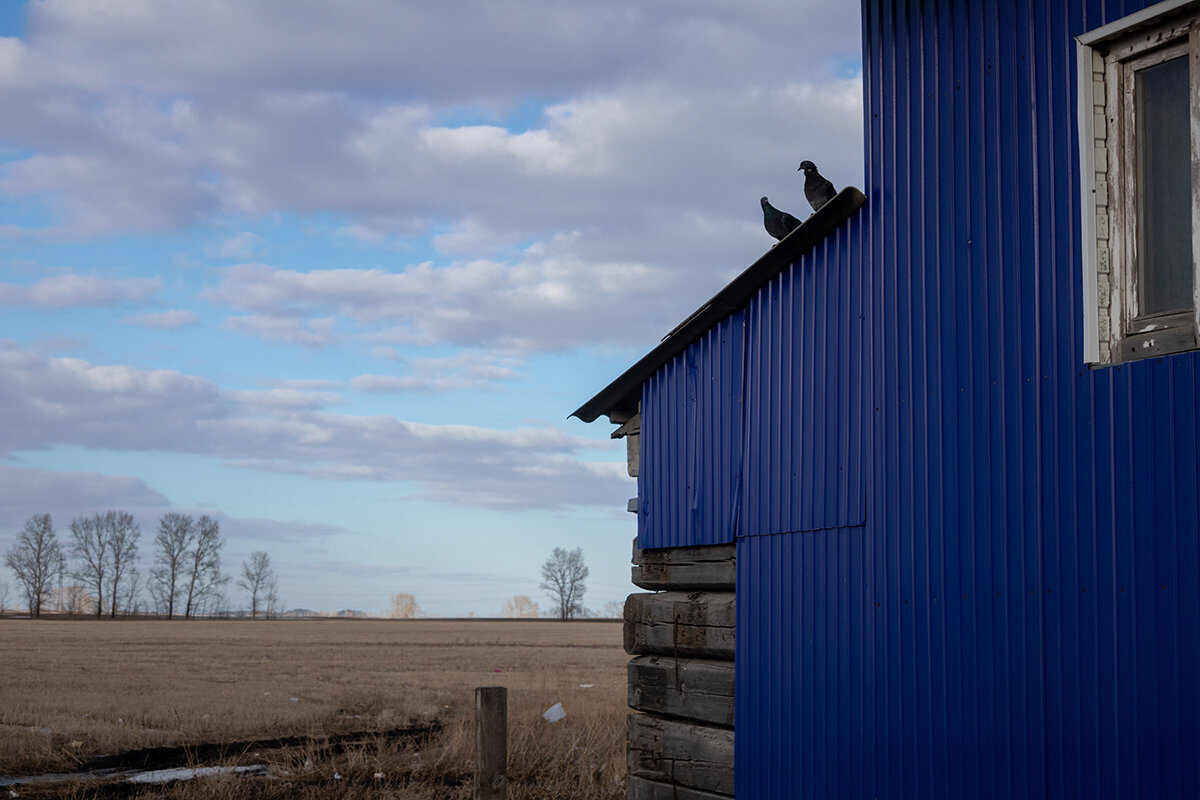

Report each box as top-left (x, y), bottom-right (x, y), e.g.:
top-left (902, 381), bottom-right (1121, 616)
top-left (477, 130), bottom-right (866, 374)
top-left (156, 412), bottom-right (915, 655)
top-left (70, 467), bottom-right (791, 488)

top-left (0, 0), bottom-right (863, 617)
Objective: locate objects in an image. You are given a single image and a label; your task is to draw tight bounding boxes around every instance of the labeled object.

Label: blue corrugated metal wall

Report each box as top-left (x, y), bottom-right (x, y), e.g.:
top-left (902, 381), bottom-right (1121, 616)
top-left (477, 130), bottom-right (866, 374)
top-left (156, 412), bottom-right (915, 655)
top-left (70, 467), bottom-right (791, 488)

top-left (734, 0), bottom-right (1200, 797)
top-left (742, 220), bottom-right (868, 535)
top-left (638, 310), bottom-right (745, 548)
top-left (633, 0), bottom-right (1200, 795)
top-left (638, 217), bottom-right (869, 548)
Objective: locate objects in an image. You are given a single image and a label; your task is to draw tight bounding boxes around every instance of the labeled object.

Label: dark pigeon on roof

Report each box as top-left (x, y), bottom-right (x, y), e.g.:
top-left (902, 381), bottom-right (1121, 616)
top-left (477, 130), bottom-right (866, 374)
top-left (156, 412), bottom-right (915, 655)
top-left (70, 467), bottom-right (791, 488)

top-left (761, 196), bottom-right (801, 241)
top-left (798, 160), bottom-right (837, 213)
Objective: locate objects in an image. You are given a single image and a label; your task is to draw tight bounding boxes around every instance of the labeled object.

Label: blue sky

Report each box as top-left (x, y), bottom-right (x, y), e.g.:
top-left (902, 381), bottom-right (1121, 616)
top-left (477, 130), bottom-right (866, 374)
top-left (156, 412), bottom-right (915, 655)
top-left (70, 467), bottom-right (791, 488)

top-left (0, 0), bottom-right (863, 616)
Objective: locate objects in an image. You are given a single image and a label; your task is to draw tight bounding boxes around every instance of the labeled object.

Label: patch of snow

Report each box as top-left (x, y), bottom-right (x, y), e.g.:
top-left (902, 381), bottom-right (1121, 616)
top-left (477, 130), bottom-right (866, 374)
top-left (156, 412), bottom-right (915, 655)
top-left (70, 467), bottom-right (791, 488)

top-left (127, 765), bottom-right (269, 784)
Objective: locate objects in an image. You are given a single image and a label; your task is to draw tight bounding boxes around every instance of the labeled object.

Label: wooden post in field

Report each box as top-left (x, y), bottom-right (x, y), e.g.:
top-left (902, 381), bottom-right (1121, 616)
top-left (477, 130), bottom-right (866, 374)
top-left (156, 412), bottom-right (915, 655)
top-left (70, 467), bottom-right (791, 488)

top-left (474, 686), bottom-right (507, 800)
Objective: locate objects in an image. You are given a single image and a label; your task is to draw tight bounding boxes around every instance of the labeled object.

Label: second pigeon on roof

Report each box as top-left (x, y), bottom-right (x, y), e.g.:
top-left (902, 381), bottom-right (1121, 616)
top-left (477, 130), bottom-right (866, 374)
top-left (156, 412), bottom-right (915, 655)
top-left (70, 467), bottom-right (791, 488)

top-left (798, 160), bottom-right (837, 212)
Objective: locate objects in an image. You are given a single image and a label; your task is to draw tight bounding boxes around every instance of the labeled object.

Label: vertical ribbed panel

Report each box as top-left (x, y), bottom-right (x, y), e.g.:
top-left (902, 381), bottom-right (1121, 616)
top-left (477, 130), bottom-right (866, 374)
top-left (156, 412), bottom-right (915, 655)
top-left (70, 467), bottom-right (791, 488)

top-left (637, 310), bottom-right (745, 548)
top-left (741, 216), bottom-right (867, 535)
top-left (736, 531), bottom-right (875, 799)
top-left (732, 0), bottom-right (1200, 798)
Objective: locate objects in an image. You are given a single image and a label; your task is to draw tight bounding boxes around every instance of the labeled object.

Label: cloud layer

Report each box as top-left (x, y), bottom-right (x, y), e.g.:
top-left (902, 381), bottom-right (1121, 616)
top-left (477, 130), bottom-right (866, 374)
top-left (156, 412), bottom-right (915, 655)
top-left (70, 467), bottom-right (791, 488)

top-left (0, 1), bottom-right (862, 354)
top-left (0, 343), bottom-right (628, 510)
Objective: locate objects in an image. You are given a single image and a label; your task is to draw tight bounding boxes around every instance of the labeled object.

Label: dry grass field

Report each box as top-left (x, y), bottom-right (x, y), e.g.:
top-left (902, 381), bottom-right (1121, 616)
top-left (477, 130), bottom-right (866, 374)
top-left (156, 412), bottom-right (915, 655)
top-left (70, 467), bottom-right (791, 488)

top-left (0, 618), bottom-right (627, 799)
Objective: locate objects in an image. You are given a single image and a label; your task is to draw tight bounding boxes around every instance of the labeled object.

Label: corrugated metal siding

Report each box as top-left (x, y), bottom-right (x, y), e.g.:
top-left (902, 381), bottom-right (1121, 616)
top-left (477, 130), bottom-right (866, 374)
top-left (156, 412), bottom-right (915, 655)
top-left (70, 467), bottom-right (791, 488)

top-left (741, 216), bottom-right (868, 535)
top-left (736, 530), bottom-right (875, 799)
top-left (1034, 4), bottom-right (1200, 798)
top-left (637, 310), bottom-right (745, 548)
top-left (733, 0), bottom-right (1200, 797)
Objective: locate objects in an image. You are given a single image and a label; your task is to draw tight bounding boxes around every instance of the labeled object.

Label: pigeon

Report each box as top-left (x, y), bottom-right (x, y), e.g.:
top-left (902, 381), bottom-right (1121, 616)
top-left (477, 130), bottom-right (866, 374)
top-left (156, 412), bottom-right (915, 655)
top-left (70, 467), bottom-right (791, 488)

top-left (761, 196), bottom-right (801, 241)
top-left (798, 160), bottom-right (837, 212)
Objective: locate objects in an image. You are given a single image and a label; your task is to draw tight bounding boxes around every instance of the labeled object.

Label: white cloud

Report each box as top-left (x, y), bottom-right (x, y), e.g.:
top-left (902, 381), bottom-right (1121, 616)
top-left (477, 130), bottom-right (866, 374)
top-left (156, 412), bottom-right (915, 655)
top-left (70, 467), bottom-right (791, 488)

top-left (208, 231), bottom-right (264, 260)
top-left (0, 464), bottom-right (169, 530)
top-left (352, 352), bottom-right (523, 394)
top-left (223, 314), bottom-right (339, 348)
top-left (0, 347), bottom-right (222, 456)
top-left (120, 309), bottom-right (201, 329)
top-left (207, 243), bottom-right (679, 353)
top-left (226, 387), bottom-right (343, 410)
top-left (0, 273), bottom-right (160, 309)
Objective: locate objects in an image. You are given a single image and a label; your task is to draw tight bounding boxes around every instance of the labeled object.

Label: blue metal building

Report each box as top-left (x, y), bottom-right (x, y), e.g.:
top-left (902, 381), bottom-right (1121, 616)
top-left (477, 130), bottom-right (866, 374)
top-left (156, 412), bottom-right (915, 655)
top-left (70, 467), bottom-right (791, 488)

top-left (575, 0), bottom-right (1200, 796)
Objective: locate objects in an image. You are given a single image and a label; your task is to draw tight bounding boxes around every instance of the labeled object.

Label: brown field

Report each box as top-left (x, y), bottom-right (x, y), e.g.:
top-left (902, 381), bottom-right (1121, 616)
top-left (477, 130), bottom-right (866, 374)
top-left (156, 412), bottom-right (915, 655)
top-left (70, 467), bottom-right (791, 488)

top-left (0, 618), bottom-right (627, 799)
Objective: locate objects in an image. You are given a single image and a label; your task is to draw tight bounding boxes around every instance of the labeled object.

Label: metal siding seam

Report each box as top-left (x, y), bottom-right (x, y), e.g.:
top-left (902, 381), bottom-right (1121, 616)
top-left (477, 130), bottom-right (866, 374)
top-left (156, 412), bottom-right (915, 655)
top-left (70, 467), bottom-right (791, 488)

top-left (895, 0), bottom-right (913, 793)
top-left (777, 270), bottom-right (791, 534)
top-left (637, 373), bottom-right (653, 547)
top-left (920, 4), bottom-right (943, 794)
top-left (811, 241), bottom-right (827, 531)
top-left (878, 1), bottom-right (897, 794)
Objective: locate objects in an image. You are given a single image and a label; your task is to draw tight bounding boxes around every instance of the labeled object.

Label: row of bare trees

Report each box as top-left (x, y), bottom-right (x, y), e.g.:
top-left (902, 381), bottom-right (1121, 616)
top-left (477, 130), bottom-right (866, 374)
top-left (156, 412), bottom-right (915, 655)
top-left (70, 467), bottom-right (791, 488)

top-left (2, 512), bottom-right (145, 619)
top-left (0, 512), bottom-right (282, 619)
top-left (151, 512), bottom-right (226, 619)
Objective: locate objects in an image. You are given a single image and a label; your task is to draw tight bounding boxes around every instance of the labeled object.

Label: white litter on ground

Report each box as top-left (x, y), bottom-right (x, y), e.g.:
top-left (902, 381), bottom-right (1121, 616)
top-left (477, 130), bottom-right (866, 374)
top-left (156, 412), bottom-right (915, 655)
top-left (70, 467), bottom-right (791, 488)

top-left (542, 703), bottom-right (566, 723)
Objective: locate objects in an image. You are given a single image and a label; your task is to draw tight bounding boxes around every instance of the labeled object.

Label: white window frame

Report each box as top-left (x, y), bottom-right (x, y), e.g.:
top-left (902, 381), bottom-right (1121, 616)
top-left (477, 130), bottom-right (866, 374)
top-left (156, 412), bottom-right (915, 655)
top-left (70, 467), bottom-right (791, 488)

top-left (1077, 0), bottom-right (1200, 364)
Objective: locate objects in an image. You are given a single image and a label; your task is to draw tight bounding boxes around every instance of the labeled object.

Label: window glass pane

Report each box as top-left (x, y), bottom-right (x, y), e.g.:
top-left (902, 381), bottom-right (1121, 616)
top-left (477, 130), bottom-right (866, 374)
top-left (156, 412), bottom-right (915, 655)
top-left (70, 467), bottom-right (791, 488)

top-left (1136, 55), bottom-right (1193, 316)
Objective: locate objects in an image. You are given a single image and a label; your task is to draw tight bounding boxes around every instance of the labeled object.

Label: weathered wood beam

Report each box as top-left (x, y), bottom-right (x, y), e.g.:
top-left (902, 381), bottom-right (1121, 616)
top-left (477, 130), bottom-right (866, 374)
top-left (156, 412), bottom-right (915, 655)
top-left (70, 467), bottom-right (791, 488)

top-left (631, 540), bottom-right (735, 591)
top-left (623, 592), bottom-right (735, 660)
top-left (611, 413), bottom-right (640, 478)
top-left (627, 655), bottom-right (734, 728)
top-left (627, 714), bottom-right (734, 796)
top-left (627, 775), bottom-right (733, 800)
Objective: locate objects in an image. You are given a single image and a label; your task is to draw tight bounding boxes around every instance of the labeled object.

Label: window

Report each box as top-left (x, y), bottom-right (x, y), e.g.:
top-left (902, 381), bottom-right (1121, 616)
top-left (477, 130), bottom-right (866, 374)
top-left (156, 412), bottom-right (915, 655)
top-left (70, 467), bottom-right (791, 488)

top-left (1078, 1), bottom-right (1200, 364)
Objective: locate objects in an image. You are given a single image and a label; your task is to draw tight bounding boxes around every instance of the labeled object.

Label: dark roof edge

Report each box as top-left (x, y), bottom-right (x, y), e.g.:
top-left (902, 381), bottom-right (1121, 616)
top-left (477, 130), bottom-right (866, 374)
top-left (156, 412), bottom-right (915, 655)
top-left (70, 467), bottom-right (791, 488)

top-left (571, 186), bottom-right (867, 424)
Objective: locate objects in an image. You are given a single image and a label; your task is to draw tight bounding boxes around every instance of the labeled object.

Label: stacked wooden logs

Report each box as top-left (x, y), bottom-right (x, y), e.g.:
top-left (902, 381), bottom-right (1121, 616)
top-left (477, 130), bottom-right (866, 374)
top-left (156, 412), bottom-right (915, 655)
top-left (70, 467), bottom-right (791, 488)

top-left (624, 541), bottom-right (735, 800)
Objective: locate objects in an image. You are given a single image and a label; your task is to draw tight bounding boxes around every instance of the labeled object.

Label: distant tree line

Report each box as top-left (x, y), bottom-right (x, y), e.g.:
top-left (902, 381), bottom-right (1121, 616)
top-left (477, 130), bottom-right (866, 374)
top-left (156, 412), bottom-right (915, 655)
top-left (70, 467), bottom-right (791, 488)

top-left (2, 512), bottom-right (281, 619)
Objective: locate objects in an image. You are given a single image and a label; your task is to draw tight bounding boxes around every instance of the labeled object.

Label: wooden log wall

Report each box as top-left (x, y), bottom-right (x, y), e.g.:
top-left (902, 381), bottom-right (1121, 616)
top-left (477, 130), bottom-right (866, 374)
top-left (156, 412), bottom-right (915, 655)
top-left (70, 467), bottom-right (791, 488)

top-left (624, 539), bottom-right (735, 800)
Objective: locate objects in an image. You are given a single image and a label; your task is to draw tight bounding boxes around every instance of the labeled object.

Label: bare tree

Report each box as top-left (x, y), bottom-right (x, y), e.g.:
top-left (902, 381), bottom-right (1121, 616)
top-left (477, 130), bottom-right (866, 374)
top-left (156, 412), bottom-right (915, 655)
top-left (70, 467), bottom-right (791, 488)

top-left (70, 511), bottom-right (140, 618)
top-left (69, 513), bottom-right (109, 617)
top-left (183, 515), bottom-right (227, 619)
top-left (105, 512), bottom-right (140, 618)
top-left (387, 592), bottom-right (423, 619)
top-left (238, 551), bottom-right (277, 619)
top-left (500, 594), bottom-right (540, 618)
top-left (540, 547), bottom-right (588, 621)
top-left (151, 512), bottom-right (194, 619)
top-left (266, 585), bottom-right (282, 619)
top-left (121, 568), bottom-right (143, 616)
top-left (4, 514), bottom-right (65, 618)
